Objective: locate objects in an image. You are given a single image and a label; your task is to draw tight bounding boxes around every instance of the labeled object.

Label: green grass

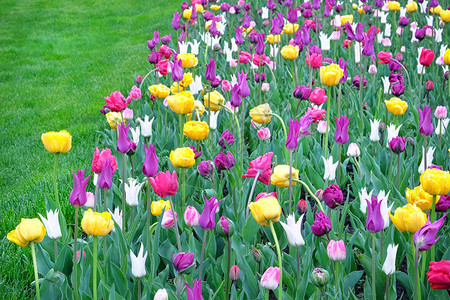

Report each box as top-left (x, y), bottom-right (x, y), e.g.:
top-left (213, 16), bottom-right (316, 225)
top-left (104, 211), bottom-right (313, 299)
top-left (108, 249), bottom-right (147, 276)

top-left (0, 0), bottom-right (178, 297)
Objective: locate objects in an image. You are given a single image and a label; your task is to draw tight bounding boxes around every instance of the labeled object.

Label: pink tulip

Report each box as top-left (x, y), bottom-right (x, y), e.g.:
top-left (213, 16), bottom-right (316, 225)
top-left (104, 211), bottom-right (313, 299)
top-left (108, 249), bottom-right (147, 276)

top-left (238, 51), bottom-right (252, 64)
top-left (257, 127), bottom-right (271, 140)
top-left (261, 83), bottom-right (270, 92)
top-left (307, 107), bottom-right (325, 123)
top-left (221, 80), bottom-right (231, 92)
top-left (252, 54), bottom-right (270, 66)
top-left (122, 108), bottom-right (134, 121)
top-left (230, 265), bottom-right (241, 281)
top-left (317, 121), bottom-right (327, 134)
top-left (230, 59), bottom-right (238, 68)
top-left (260, 267), bottom-right (280, 290)
top-left (85, 192), bottom-right (95, 208)
top-left (327, 240), bottom-right (346, 261)
top-left (306, 53), bottom-right (323, 69)
top-left (310, 87), bottom-right (328, 105)
top-left (129, 85), bottom-right (141, 101)
top-left (435, 106), bottom-right (447, 119)
top-left (184, 206), bottom-right (200, 227)
top-left (161, 209), bottom-right (177, 229)
top-left (149, 171), bottom-right (178, 198)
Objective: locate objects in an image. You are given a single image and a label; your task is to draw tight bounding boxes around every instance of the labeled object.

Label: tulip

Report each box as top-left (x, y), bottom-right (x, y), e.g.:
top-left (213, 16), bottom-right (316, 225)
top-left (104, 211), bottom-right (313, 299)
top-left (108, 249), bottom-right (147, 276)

top-left (218, 130), bottom-right (235, 148)
top-left (183, 121), bottom-right (209, 141)
top-left (92, 148), bottom-right (117, 174)
top-left (230, 265), bottom-right (240, 281)
top-left (38, 210), bottom-right (61, 240)
top-left (186, 279), bottom-right (203, 300)
top-left (405, 2), bottom-right (418, 13)
top-left (389, 136), bottom-right (406, 154)
top-left (386, 124), bottom-right (401, 147)
top-left (161, 209), bottom-right (176, 229)
top-left (81, 209), bottom-right (114, 236)
top-left (177, 53), bottom-right (198, 69)
top-left (435, 106), bottom-right (447, 119)
top-left (382, 244), bottom-right (399, 275)
top-left (280, 45), bottom-right (299, 60)
top-left (149, 171), bottom-right (178, 198)
top-left (154, 289), bottom-right (168, 300)
top-left (320, 64), bottom-right (344, 86)
top-left (418, 105), bottom-right (434, 136)
top-left (334, 115), bottom-right (350, 145)
top-left (340, 15), bottom-right (354, 26)
top-left (69, 169), bottom-right (91, 206)
top-left (322, 155), bottom-right (338, 181)
top-left (436, 195), bottom-right (450, 212)
top-left (420, 168), bottom-right (450, 195)
top-left (257, 127), bottom-right (271, 140)
top-left (414, 214), bottom-right (448, 252)
top-left (130, 243), bottom-right (147, 278)
top-left (198, 196), bottom-right (221, 230)
top-left (7, 218), bottom-right (46, 247)
top-left (124, 178), bottom-right (144, 207)
top-left (297, 199), bottom-right (308, 214)
top-left (170, 147), bottom-right (195, 168)
top-left (85, 192), bottom-right (95, 208)
top-left (104, 91), bottom-right (131, 112)
top-left (419, 49), bottom-right (435, 67)
top-left (293, 85), bottom-right (313, 100)
top-left (148, 84), bottom-right (170, 99)
top-left (217, 216), bottom-right (234, 237)
top-left (369, 119), bottom-right (381, 142)
top-left (249, 103), bottom-right (272, 124)
top-left (137, 115), bottom-right (154, 137)
top-left (327, 240), bottom-right (346, 261)
top-left (366, 197), bottom-right (384, 233)
top-left (384, 97), bottom-right (408, 115)
top-left (167, 91), bottom-right (195, 115)
top-left (150, 200), bottom-right (171, 216)
top-left (117, 122), bottom-right (136, 154)
top-left (347, 143), bottom-right (360, 157)
top-left (173, 252), bottom-right (195, 273)
top-left (97, 159), bottom-right (114, 190)
top-left (311, 268), bottom-right (330, 287)
top-left (203, 90), bottom-right (225, 112)
top-left (406, 185), bottom-right (439, 211)
top-left (108, 207), bottom-right (122, 231)
top-left (317, 121), bottom-right (327, 134)
top-left (260, 267), bottom-right (281, 290)
top-left (310, 87), bottom-right (328, 105)
top-left (306, 53), bottom-right (323, 69)
top-left (184, 206), bottom-right (200, 227)
top-left (41, 130), bottom-right (72, 153)
top-left (214, 151), bottom-right (235, 171)
top-left (427, 261), bottom-right (450, 289)
top-left (322, 184), bottom-right (344, 209)
top-left (280, 214), bottom-right (305, 247)
top-left (142, 144), bottom-right (159, 178)
top-left (388, 204), bottom-right (427, 233)
top-left (249, 195), bottom-right (281, 226)
top-left (270, 165), bottom-right (299, 188)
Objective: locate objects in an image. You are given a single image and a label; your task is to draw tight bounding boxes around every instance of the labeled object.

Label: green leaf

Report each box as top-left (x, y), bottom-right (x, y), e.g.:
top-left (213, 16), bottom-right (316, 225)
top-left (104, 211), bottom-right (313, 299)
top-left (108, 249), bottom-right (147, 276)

top-left (343, 270), bottom-right (363, 296)
top-left (242, 215), bottom-right (260, 244)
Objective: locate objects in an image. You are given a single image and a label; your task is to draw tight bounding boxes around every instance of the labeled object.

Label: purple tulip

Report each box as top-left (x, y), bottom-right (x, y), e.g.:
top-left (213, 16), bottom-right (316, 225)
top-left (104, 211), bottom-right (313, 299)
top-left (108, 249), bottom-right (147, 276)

top-left (214, 151), bottom-right (235, 171)
top-left (191, 5), bottom-right (197, 21)
top-left (186, 279), bottom-right (203, 300)
top-left (198, 196), bottom-right (221, 230)
top-left (322, 184), bottom-right (344, 209)
top-left (97, 159), bottom-right (114, 190)
top-left (189, 145), bottom-right (202, 159)
top-left (338, 58), bottom-right (349, 83)
top-left (293, 85), bottom-right (313, 100)
top-left (270, 14), bottom-right (284, 35)
top-left (206, 59), bottom-right (216, 82)
top-left (436, 195), bottom-right (450, 212)
top-left (218, 130), bottom-right (235, 148)
top-left (148, 51), bottom-right (162, 64)
top-left (415, 27), bottom-right (426, 41)
top-left (181, 2), bottom-right (189, 10)
top-left (143, 144), bottom-right (159, 178)
top-left (255, 33), bottom-right (265, 55)
top-left (235, 26), bottom-right (243, 45)
top-left (334, 115), bottom-right (350, 145)
top-left (117, 122), bottom-right (136, 154)
top-left (312, 0), bottom-right (321, 10)
top-left (203, 11), bottom-right (214, 21)
top-left (218, 216), bottom-right (230, 235)
top-left (173, 252), bottom-right (195, 272)
top-left (267, 0), bottom-right (276, 9)
top-left (254, 72), bottom-right (266, 83)
top-left (198, 160), bottom-right (214, 178)
top-left (392, 83), bottom-right (406, 96)
top-left (362, 27), bottom-right (376, 57)
top-left (230, 84), bottom-right (242, 107)
top-left (161, 34), bottom-right (171, 45)
top-left (301, 26), bottom-right (311, 45)
top-left (323, 4), bottom-right (331, 17)
top-left (209, 20), bottom-right (220, 37)
top-left (221, 3), bottom-right (231, 12)
top-left (388, 60), bottom-right (402, 72)
top-left (179, 29), bottom-right (187, 43)
top-left (69, 169), bottom-right (91, 206)
top-left (345, 22), bottom-right (355, 40)
top-left (287, 8), bottom-right (298, 23)
top-left (418, 105), bottom-right (434, 136)
top-left (352, 75), bottom-right (367, 90)
top-left (399, 16), bottom-right (410, 27)
top-left (375, 0), bottom-right (383, 8)
top-left (242, 12), bottom-right (251, 28)
top-left (389, 136), bottom-right (406, 154)
top-left (311, 211), bottom-right (332, 236)
top-left (355, 23), bottom-right (364, 42)
top-left (293, 29), bottom-right (303, 45)
top-left (285, 0), bottom-right (293, 7)
top-left (237, 71), bottom-right (250, 98)
top-left (286, 118), bottom-right (302, 150)
top-left (172, 58), bottom-right (183, 82)
top-left (366, 197), bottom-right (384, 233)
top-left (413, 214), bottom-right (448, 251)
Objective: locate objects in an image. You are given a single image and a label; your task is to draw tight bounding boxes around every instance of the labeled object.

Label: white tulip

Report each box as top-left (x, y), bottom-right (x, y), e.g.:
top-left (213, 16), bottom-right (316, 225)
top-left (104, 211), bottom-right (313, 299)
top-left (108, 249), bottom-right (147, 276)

top-left (347, 143), bottom-right (360, 157)
top-left (130, 126), bottom-right (140, 144)
top-left (280, 214), bottom-right (305, 248)
top-left (154, 289), bottom-right (168, 300)
top-left (435, 119), bottom-right (449, 135)
top-left (370, 119), bottom-right (381, 142)
top-left (386, 124), bottom-right (401, 148)
top-left (319, 33), bottom-right (331, 51)
top-left (108, 207), bottom-right (122, 232)
top-left (382, 244), bottom-right (398, 275)
top-left (190, 75), bottom-right (203, 95)
top-left (130, 243), bottom-right (148, 278)
top-left (418, 147), bottom-right (436, 174)
top-left (322, 156), bottom-right (338, 181)
top-left (378, 190), bottom-right (393, 229)
top-left (38, 210), bottom-right (62, 239)
top-left (359, 188), bottom-right (374, 214)
top-left (137, 115), bottom-right (154, 137)
top-left (124, 178), bottom-right (144, 207)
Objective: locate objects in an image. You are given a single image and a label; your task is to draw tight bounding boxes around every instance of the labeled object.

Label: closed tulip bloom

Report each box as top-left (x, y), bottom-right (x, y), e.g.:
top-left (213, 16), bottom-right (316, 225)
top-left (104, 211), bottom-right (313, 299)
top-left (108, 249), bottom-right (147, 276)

top-left (369, 119), bottom-right (381, 142)
top-left (385, 97), bottom-right (408, 115)
top-left (148, 84), bottom-right (170, 99)
top-left (130, 243), bottom-right (148, 278)
top-left (186, 279), bottom-right (203, 300)
top-left (420, 168), bottom-right (450, 195)
top-left (214, 151), bottom-right (235, 171)
top-left (310, 87), bottom-right (328, 105)
top-left (177, 53), bottom-right (198, 68)
top-left (173, 252), bottom-right (195, 273)
top-left (167, 91), bottom-right (195, 115)
top-left (124, 178), bottom-right (144, 207)
top-left (270, 165), bottom-right (299, 188)
top-left (170, 147), bottom-right (195, 168)
top-left (217, 216), bottom-right (234, 237)
top-left (382, 244), bottom-right (399, 275)
top-left (104, 91), bottom-right (131, 112)
top-left (320, 64), bottom-right (344, 86)
top-left (293, 85), bottom-right (313, 100)
top-left (414, 214), bottom-right (448, 252)
top-left (249, 103), bottom-right (272, 124)
top-left (38, 210), bottom-right (61, 240)
top-left (7, 218), bottom-right (46, 247)
top-left (92, 148), bottom-right (117, 174)
top-left (427, 261), bottom-right (450, 289)
top-left (117, 122), bottom-right (136, 154)
top-left (387, 1), bottom-right (400, 11)
top-left (183, 121), bottom-right (209, 141)
top-left (261, 267), bottom-right (281, 290)
top-left (347, 143), bottom-right (360, 157)
top-left (154, 289), bottom-right (168, 300)
top-left (280, 45), bottom-right (299, 60)
top-left (257, 127), bottom-right (271, 140)
top-left (334, 115), bottom-right (350, 145)
top-left (419, 49), bottom-right (435, 67)
top-left (184, 206), bottom-right (200, 226)
top-left (418, 105), bottom-right (434, 136)
top-left (389, 136), bottom-right (406, 154)
top-left (306, 53), bottom-right (323, 69)
top-left (198, 160), bottom-right (214, 178)
top-left (286, 118), bottom-right (302, 150)
top-left (205, 59), bottom-right (216, 82)
top-left (327, 240), bottom-right (346, 261)
top-left (69, 169), bottom-right (92, 206)
top-left (249, 195), bottom-right (281, 226)
top-left (81, 209), bottom-right (114, 236)
top-left (204, 90), bottom-right (225, 112)
top-left (149, 171), bottom-right (178, 198)
top-left (435, 106), bottom-right (447, 119)
top-left (97, 159), bottom-right (114, 190)
top-left (366, 197), bottom-right (384, 233)
top-left (406, 185), bottom-right (439, 211)
top-left (312, 211), bottom-right (332, 236)
top-left (143, 144), bottom-right (159, 178)
top-left (218, 130), bottom-right (235, 148)
top-left (436, 195), bottom-right (450, 212)
top-left (230, 265), bottom-right (241, 281)
top-left (311, 268), bottom-right (330, 287)
top-left (198, 196), bottom-right (221, 230)
top-left (441, 10), bottom-right (450, 22)
top-left (280, 214), bottom-right (305, 247)
top-left (105, 112), bottom-right (122, 129)
top-left (150, 200), bottom-right (171, 216)
top-left (388, 204), bottom-right (427, 233)
top-left (317, 121), bottom-right (327, 134)
top-left (161, 209), bottom-right (176, 229)
top-left (323, 184), bottom-right (344, 209)
top-left (405, 2), bottom-right (418, 13)
top-left (41, 130), bottom-right (72, 153)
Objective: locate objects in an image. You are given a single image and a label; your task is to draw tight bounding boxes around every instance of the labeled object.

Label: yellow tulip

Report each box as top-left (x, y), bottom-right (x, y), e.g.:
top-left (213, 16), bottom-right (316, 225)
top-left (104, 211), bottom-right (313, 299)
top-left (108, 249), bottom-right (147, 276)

top-left (180, 72), bottom-right (194, 88)
top-left (266, 34), bottom-right (281, 44)
top-left (320, 64), bottom-right (344, 86)
top-left (387, 1), bottom-right (401, 11)
top-left (149, 84), bottom-right (170, 98)
top-left (420, 168), bottom-right (450, 195)
top-left (406, 185), bottom-right (440, 211)
top-left (195, 4), bottom-right (204, 13)
top-left (340, 15), bottom-right (354, 26)
top-left (352, 3), bottom-right (358, 10)
top-left (249, 196), bottom-right (281, 226)
top-left (384, 97), bottom-right (408, 115)
top-left (249, 103), bottom-right (272, 124)
top-left (440, 10), bottom-right (450, 22)
top-left (430, 5), bottom-right (442, 15)
top-left (204, 90), bottom-right (225, 111)
top-left (7, 218), bottom-right (46, 247)
top-left (151, 200), bottom-right (171, 216)
top-left (406, 2), bottom-right (418, 13)
top-left (184, 121), bottom-right (209, 141)
top-left (388, 204), bottom-right (427, 233)
top-left (106, 112), bottom-right (123, 129)
top-left (167, 91), bottom-right (195, 115)
top-left (270, 165), bottom-right (299, 188)
top-left (177, 53), bottom-right (198, 69)
top-left (243, 27), bottom-right (253, 34)
top-left (210, 4), bottom-right (220, 11)
top-left (81, 209), bottom-right (114, 236)
top-left (170, 147), bottom-right (196, 168)
top-left (41, 130), bottom-right (72, 153)
top-left (358, 7), bottom-right (366, 14)
top-left (444, 49), bottom-right (450, 65)
top-left (280, 45), bottom-right (299, 60)
top-left (283, 23), bottom-right (299, 35)
top-left (193, 100), bottom-right (205, 117)
top-left (183, 9), bottom-right (192, 19)
top-left (171, 82), bottom-right (185, 94)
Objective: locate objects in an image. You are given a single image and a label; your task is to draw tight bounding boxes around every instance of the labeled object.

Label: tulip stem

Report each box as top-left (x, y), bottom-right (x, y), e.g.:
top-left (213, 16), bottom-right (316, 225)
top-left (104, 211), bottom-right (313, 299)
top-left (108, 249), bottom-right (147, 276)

top-left (199, 230), bottom-right (208, 280)
top-left (423, 136), bottom-right (428, 172)
top-left (296, 247), bottom-right (301, 286)
top-left (293, 179), bottom-right (324, 211)
top-left (122, 153), bottom-right (127, 233)
top-left (396, 154), bottom-right (401, 189)
top-left (93, 235), bottom-right (98, 300)
top-left (181, 168), bottom-right (186, 212)
top-left (94, 185), bottom-right (99, 212)
top-left (337, 144), bottom-right (342, 185)
top-left (414, 244), bottom-right (420, 300)
top-left (31, 242), bottom-right (40, 300)
top-left (418, 72), bottom-right (424, 106)
top-left (334, 261), bottom-right (339, 296)
top-left (385, 275), bottom-right (390, 300)
top-left (54, 239), bottom-right (58, 260)
top-left (225, 238), bottom-right (231, 300)
top-left (371, 232), bottom-right (376, 300)
top-left (103, 189), bottom-right (107, 261)
top-left (179, 114), bottom-right (184, 148)
top-left (168, 197), bottom-right (182, 252)
top-left (138, 278), bottom-right (141, 300)
top-left (324, 86), bottom-right (332, 158)
top-left (269, 220), bottom-right (283, 300)
top-left (289, 150), bottom-right (293, 215)
top-left (431, 195), bottom-right (437, 262)
top-left (73, 205), bottom-right (79, 300)
top-left (245, 171), bottom-right (261, 219)
top-left (53, 153), bottom-right (61, 211)
top-left (146, 182), bottom-right (151, 261)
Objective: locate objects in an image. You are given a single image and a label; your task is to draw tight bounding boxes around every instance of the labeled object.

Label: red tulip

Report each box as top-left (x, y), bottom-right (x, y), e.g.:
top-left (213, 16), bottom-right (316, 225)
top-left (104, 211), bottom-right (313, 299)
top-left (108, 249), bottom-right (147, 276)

top-left (149, 171), bottom-right (178, 198)
top-left (427, 260), bottom-right (450, 289)
top-left (419, 49), bottom-right (435, 67)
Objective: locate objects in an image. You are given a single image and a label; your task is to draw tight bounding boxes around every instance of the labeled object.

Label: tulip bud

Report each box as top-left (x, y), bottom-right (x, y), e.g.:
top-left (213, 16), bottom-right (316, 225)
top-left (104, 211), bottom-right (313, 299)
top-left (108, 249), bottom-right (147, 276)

top-left (154, 289), bottom-right (168, 300)
top-left (230, 265), bottom-right (241, 281)
top-left (435, 106), bottom-right (447, 119)
top-left (172, 252), bottom-right (195, 274)
top-left (297, 199), bottom-right (309, 214)
top-left (76, 249), bottom-right (86, 261)
top-left (217, 216), bottom-right (235, 237)
top-left (198, 160), bottom-right (214, 178)
top-left (311, 268), bottom-right (330, 287)
top-left (317, 121), bottom-right (327, 134)
top-left (85, 192), bottom-right (95, 209)
top-left (445, 71), bottom-right (449, 80)
top-left (260, 267), bottom-right (281, 290)
top-left (184, 206), bottom-right (200, 227)
top-left (425, 80), bottom-right (434, 91)
top-left (368, 64), bottom-right (377, 75)
top-left (315, 189), bottom-right (324, 200)
top-left (347, 143), bottom-right (360, 157)
top-left (252, 248), bottom-right (262, 262)
top-left (135, 75), bottom-right (143, 84)
top-left (327, 240), bottom-right (346, 261)
top-left (261, 83), bottom-right (270, 92)
top-left (379, 122), bottom-right (386, 133)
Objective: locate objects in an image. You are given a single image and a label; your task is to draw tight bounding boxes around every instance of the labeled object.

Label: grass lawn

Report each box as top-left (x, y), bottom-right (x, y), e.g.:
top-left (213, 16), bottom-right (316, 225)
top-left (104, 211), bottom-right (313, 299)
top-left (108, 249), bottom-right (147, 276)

top-left (0, 0), bottom-right (178, 297)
